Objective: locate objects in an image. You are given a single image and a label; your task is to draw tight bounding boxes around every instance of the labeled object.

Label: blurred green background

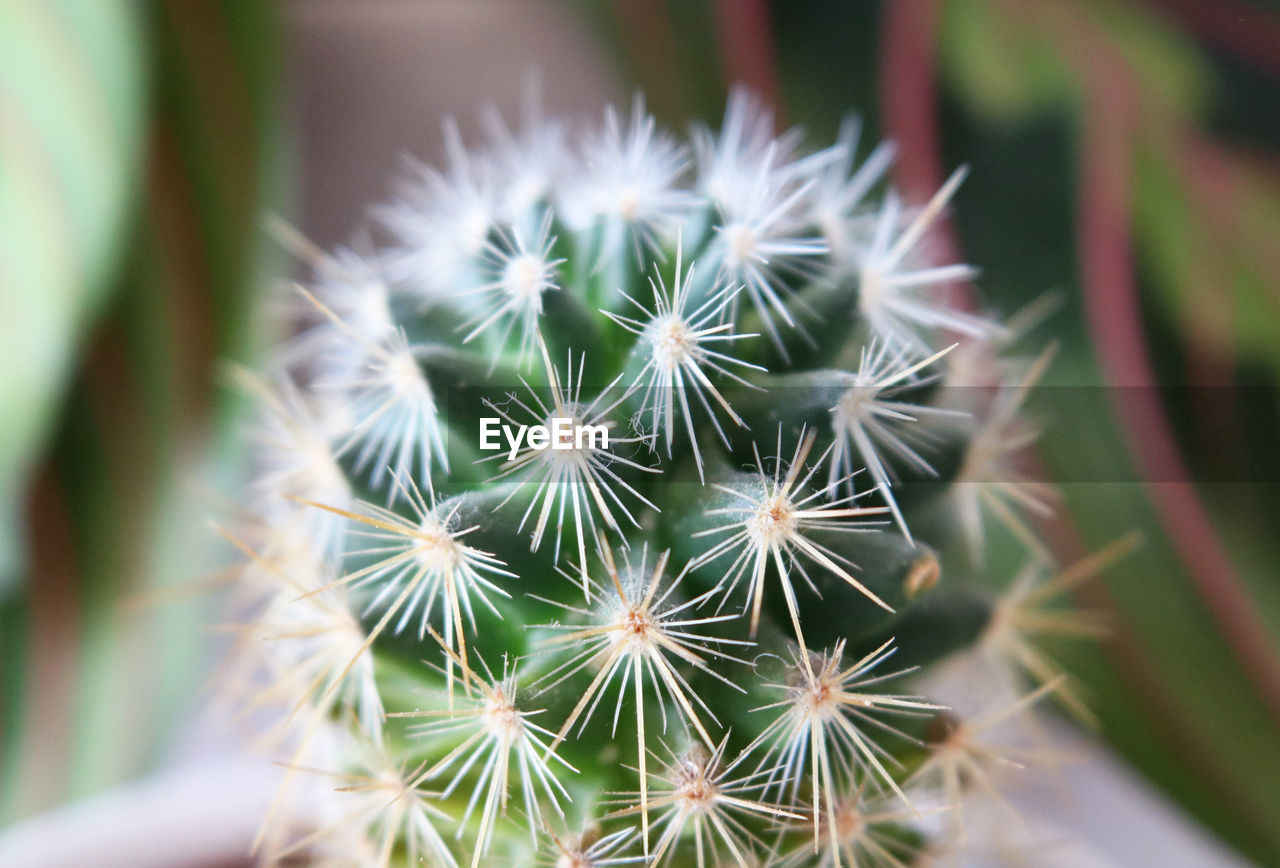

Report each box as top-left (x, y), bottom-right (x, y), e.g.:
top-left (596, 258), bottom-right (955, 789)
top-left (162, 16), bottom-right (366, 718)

top-left (1, 0), bottom-right (1278, 864)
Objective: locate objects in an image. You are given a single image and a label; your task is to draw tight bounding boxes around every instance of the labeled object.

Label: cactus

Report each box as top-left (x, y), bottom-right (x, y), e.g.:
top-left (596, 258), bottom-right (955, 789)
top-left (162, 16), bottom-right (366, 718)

top-left (222, 88), bottom-right (1120, 867)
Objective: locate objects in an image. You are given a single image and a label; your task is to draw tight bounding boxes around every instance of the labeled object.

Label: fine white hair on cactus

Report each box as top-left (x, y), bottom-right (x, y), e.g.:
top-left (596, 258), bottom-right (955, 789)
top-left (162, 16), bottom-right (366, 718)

top-left (562, 94), bottom-right (695, 262)
top-left (533, 535), bottom-right (751, 852)
top-left (465, 213), bottom-right (565, 367)
top-left (602, 234), bottom-right (764, 482)
top-left (282, 279), bottom-right (453, 496)
top-left (743, 639), bottom-right (940, 854)
top-left (904, 679), bottom-right (1066, 846)
top-left (484, 336), bottom-right (659, 586)
top-left (827, 340), bottom-right (964, 544)
top-left (539, 824), bottom-right (642, 867)
top-left (689, 428), bottom-right (893, 658)
top-left (694, 90), bottom-right (840, 359)
top-left (607, 736), bottom-right (802, 867)
top-left (263, 223), bottom-right (397, 382)
top-left (808, 116), bottom-right (896, 264)
top-left (213, 529), bottom-right (384, 858)
top-left (480, 76), bottom-right (567, 226)
top-left (952, 345), bottom-right (1059, 563)
top-left (395, 635), bottom-right (577, 868)
top-left (775, 780), bottom-right (923, 868)
top-left (253, 720), bottom-right (367, 868)
top-left (233, 368), bottom-right (353, 556)
top-left (221, 527), bottom-right (384, 745)
top-left (291, 282), bottom-right (450, 494)
top-left (339, 329), bottom-right (451, 492)
top-left (280, 735), bottom-right (459, 868)
top-left (979, 534), bottom-right (1140, 725)
top-left (255, 580), bottom-right (385, 745)
top-left (287, 471), bottom-right (516, 702)
top-left (693, 88), bottom-right (838, 219)
top-left (853, 167), bottom-right (995, 351)
top-left (380, 116), bottom-right (497, 298)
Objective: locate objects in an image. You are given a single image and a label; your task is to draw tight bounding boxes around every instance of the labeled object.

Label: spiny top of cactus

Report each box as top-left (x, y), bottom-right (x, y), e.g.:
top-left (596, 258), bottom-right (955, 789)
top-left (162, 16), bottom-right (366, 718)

top-left (220, 85), bottom-right (1123, 867)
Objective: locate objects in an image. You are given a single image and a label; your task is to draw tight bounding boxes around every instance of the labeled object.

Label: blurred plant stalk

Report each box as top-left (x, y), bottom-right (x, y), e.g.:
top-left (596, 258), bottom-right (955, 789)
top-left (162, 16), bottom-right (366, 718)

top-left (1, 0), bottom-right (286, 824)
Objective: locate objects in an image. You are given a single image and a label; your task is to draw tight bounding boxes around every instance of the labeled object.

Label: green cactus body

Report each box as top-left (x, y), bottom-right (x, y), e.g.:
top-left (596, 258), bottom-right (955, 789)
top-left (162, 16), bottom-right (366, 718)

top-left (225, 89), bottom-right (1103, 867)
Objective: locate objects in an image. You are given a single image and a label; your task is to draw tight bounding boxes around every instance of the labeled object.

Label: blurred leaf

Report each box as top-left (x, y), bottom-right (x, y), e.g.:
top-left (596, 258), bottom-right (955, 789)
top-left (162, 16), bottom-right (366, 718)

top-left (939, 0), bottom-right (1076, 121)
top-left (58, 0), bottom-right (288, 800)
top-left (1134, 144), bottom-right (1280, 378)
top-left (0, 0), bottom-right (149, 590)
top-left (1083, 0), bottom-right (1211, 114)
top-left (943, 55), bottom-right (1280, 864)
top-left (940, 0), bottom-right (1210, 125)
top-left (1, 0), bottom-right (286, 820)
top-left (928, 0), bottom-right (1280, 859)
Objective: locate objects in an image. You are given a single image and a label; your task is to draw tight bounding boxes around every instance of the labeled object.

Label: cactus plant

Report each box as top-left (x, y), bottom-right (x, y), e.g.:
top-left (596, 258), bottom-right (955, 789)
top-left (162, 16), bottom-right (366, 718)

top-left (221, 87), bottom-right (1122, 867)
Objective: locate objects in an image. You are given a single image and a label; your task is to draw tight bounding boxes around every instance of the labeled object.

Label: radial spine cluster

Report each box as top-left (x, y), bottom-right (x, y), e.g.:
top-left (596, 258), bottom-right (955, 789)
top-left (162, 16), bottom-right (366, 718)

top-left (222, 86), bottom-right (1123, 867)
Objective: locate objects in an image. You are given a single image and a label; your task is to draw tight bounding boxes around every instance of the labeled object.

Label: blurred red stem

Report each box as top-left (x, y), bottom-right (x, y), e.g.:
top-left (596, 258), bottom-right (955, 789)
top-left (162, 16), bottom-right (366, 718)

top-left (879, 0), bottom-right (977, 314)
top-left (712, 0), bottom-right (782, 118)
